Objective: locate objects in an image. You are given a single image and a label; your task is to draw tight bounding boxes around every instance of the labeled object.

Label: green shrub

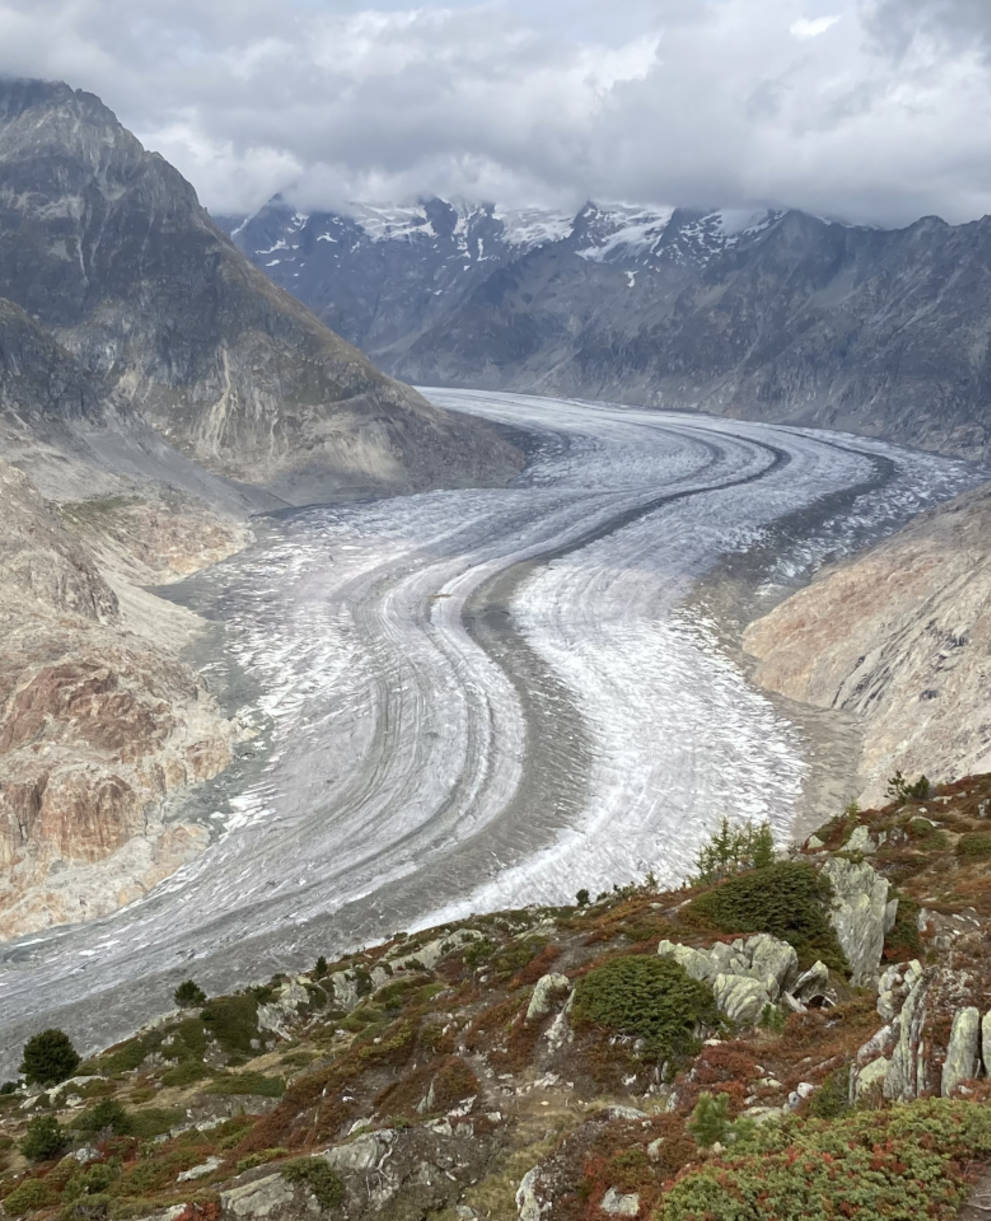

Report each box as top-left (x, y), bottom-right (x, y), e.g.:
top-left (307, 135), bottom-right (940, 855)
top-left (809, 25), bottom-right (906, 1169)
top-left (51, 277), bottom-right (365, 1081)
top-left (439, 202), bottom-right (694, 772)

top-left (60, 1191), bottom-right (112, 1219)
top-left (806, 1065), bottom-right (851, 1120)
top-left (160, 1060), bottom-right (212, 1088)
top-left (956, 832), bottom-right (991, 859)
top-left (883, 893), bottom-right (922, 961)
top-left (906, 817), bottom-right (948, 848)
top-left (462, 938), bottom-right (495, 968)
top-left (20, 1114), bottom-right (69, 1161)
top-left (314, 956), bottom-right (328, 979)
top-left (281, 1158), bottom-right (345, 1208)
top-left (572, 955), bottom-right (717, 1059)
top-left (237, 1148), bottom-right (290, 1174)
top-left (656, 1098), bottom-right (991, 1220)
top-left (174, 979), bottom-right (207, 1008)
top-left (125, 1107), bottom-right (184, 1140)
top-left (72, 1098), bottom-right (131, 1137)
top-left (205, 1072), bottom-right (285, 1098)
top-left (687, 861), bottom-right (845, 969)
top-left (3, 1175), bottom-right (57, 1214)
top-left (489, 936), bottom-right (547, 979)
top-left (575, 889), bottom-right (590, 907)
top-left (199, 994), bottom-right (261, 1056)
top-left (20, 1029), bottom-right (81, 1086)
top-left (63, 1162), bottom-right (117, 1203)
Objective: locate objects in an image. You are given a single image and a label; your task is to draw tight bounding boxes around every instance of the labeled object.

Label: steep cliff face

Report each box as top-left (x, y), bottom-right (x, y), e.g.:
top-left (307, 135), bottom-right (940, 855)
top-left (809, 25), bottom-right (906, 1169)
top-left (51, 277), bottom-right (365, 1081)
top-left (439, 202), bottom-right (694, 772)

top-left (232, 195), bottom-right (991, 461)
top-left (744, 484), bottom-right (991, 803)
top-left (0, 80), bottom-right (520, 501)
top-left (0, 461), bottom-right (243, 937)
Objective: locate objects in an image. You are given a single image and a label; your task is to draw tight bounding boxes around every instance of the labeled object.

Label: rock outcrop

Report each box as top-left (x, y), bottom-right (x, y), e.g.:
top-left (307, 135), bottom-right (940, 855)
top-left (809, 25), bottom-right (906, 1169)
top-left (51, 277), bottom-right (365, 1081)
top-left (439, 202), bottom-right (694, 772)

top-left (657, 933), bottom-right (804, 1025)
top-left (744, 483), bottom-right (991, 804)
top-left (822, 855), bottom-right (891, 985)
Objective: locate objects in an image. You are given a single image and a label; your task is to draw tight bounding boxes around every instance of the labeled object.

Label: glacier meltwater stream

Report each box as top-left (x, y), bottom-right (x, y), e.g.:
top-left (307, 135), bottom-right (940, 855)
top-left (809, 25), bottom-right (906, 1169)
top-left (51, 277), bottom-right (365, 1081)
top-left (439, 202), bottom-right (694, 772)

top-left (0, 390), bottom-right (981, 1069)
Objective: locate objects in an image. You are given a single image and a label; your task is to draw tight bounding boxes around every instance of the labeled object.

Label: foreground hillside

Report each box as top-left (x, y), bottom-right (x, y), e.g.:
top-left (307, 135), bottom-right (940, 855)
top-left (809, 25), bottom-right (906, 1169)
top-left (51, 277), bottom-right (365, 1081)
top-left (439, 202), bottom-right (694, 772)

top-left (4, 773), bottom-right (991, 1219)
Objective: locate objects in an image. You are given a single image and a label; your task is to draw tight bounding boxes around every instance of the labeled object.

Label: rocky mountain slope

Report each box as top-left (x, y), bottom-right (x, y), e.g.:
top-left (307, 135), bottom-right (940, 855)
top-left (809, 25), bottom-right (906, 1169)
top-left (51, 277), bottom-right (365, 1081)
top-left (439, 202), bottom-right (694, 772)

top-left (0, 79), bottom-right (527, 937)
top-left (0, 80), bottom-right (520, 503)
top-left (3, 775), bottom-right (991, 1219)
top-left (744, 482), bottom-right (991, 806)
top-left (0, 461), bottom-right (248, 938)
top-left (228, 194), bottom-right (991, 461)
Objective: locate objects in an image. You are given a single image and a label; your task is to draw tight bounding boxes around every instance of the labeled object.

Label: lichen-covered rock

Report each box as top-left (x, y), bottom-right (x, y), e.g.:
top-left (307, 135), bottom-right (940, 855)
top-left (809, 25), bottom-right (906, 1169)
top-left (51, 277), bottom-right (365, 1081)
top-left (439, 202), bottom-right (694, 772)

top-left (221, 1173), bottom-right (312, 1219)
top-left (844, 825), bottom-right (876, 854)
top-left (656, 940), bottom-right (715, 984)
top-left (822, 855), bottom-right (890, 984)
top-left (712, 974), bottom-right (770, 1026)
top-left (746, 934), bottom-right (799, 994)
top-left (322, 1130), bottom-right (395, 1174)
top-left (517, 1167), bottom-right (548, 1221)
top-left (256, 979), bottom-right (312, 1039)
top-left (853, 1056), bottom-right (890, 1100)
top-left (884, 968), bottom-right (931, 1101)
top-left (601, 1187), bottom-right (640, 1216)
top-left (941, 1007), bottom-right (981, 1097)
top-left (982, 1011), bottom-right (991, 1072)
top-left (526, 974), bottom-right (572, 1024)
top-left (177, 1156), bottom-right (223, 1182)
top-left (877, 960), bottom-right (923, 1023)
top-left (658, 933), bottom-right (798, 1027)
top-left (790, 961), bottom-right (832, 1006)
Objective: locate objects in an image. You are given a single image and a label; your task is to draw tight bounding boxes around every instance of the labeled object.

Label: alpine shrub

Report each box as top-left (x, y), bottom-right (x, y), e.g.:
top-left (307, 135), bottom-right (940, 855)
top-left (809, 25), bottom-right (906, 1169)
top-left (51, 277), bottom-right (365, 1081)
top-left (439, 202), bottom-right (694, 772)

top-left (687, 861), bottom-right (845, 969)
top-left (572, 955), bottom-right (717, 1059)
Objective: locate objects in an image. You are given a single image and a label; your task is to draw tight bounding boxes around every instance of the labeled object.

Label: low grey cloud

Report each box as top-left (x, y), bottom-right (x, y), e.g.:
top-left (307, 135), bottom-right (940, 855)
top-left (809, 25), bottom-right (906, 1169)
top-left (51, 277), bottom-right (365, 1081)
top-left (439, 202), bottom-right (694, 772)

top-left (1, 0), bottom-right (990, 226)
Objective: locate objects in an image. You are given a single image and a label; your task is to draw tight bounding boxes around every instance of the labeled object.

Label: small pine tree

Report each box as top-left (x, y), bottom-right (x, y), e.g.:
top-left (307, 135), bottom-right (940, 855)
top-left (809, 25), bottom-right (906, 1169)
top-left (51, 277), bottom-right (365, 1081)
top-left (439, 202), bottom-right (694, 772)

top-left (692, 819), bottom-right (777, 886)
top-left (688, 1091), bottom-right (732, 1148)
top-left (314, 955), bottom-right (328, 980)
top-left (751, 823), bottom-right (775, 870)
top-left (19, 1029), bottom-right (80, 1086)
top-left (886, 771), bottom-right (932, 803)
top-left (575, 889), bottom-right (590, 907)
top-left (20, 1114), bottom-right (68, 1161)
top-left (173, 979), bottom-right (207, 1008)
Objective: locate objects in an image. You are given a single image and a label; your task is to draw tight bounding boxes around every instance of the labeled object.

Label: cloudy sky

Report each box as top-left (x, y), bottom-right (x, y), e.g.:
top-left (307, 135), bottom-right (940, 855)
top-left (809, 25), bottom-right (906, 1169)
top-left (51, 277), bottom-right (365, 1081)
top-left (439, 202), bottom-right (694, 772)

top-left (1, 0), bottom-right (990, 225)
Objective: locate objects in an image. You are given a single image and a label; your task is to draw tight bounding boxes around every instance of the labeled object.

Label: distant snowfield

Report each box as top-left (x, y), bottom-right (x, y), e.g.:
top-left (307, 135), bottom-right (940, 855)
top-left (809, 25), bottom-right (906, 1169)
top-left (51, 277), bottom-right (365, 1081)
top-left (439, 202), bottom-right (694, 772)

top-left (0, 391), bottom-right (980, 1070)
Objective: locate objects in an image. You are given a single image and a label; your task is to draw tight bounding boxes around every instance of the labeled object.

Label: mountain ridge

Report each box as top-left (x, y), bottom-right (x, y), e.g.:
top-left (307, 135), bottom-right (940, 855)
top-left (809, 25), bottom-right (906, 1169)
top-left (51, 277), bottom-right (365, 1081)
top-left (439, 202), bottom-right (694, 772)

top-left (0, 79), bottom-right (521, 504)
top-left (226, 192), bottom-right (991, 462)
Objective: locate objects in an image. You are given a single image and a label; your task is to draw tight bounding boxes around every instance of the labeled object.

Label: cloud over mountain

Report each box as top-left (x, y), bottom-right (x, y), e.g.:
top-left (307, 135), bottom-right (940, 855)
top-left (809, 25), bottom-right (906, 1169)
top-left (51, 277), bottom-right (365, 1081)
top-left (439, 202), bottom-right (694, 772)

top-left (0, 0), bottom-right (989, 225)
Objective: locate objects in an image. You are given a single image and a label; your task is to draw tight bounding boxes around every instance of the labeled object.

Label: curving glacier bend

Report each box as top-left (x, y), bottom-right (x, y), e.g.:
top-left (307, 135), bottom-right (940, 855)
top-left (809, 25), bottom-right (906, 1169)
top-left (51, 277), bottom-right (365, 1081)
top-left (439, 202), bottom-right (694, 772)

top-left (0, 390), bottom-right (980, 1072)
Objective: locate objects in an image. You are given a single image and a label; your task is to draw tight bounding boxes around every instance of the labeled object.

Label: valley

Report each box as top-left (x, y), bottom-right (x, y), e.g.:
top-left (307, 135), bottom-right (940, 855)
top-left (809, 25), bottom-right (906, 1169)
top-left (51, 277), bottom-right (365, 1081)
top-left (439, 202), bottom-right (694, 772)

top-left (0, 389), bottom-right (978, 1077)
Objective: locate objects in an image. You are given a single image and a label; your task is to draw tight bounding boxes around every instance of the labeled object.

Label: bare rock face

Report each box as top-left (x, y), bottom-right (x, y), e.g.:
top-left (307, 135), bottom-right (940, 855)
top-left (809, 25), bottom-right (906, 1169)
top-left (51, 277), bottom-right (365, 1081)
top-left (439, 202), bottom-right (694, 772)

top-left (0, 79), bottom-right (521, 503)
top-left (0, 461), bottom-right (239, 938)
top-left (744, 484), bottom-right (991, 803)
